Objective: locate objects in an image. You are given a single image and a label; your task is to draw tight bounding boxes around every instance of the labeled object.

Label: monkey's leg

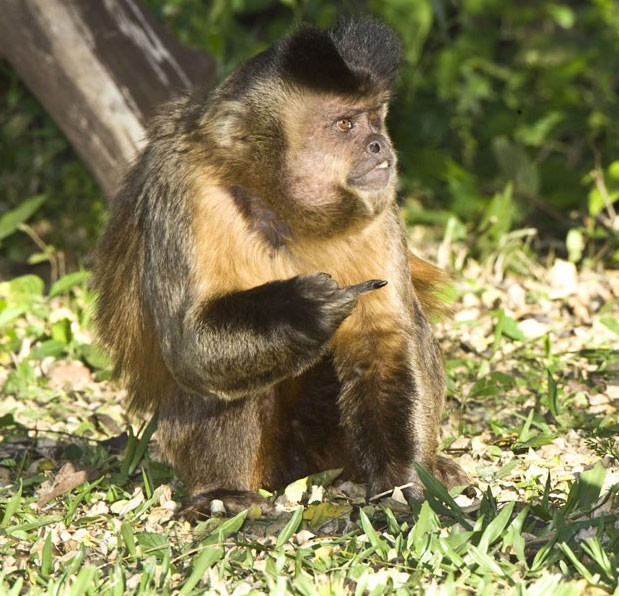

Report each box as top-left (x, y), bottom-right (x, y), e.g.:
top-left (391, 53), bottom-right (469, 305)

top-left (156, 390), bottom-right (280, 520)
top-left (332, 337), bottom-right (427, 498)
top-left (331, 301), bottom-right (454, 500)
top-left (408, 301), bottom-right (469, 493)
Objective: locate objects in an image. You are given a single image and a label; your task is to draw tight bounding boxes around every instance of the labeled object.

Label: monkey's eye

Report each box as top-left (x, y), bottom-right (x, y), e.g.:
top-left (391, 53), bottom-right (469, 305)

top-left (335, 118), bottom-right (354, 132)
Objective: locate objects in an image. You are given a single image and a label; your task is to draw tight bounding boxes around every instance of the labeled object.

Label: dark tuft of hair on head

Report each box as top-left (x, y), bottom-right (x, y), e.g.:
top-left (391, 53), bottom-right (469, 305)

top-left (329, 18), bottom-right (401, 92)
top-left (277, 18), bottom-right (401, 96)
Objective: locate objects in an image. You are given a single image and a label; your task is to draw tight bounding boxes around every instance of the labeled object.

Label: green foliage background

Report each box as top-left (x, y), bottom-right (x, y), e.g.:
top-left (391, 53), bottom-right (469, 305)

top-left (1, 0), bottom-right (618, 267)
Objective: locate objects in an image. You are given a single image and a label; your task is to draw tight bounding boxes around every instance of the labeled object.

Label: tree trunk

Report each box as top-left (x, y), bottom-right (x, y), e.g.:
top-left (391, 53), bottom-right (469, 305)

top-left (0, 0), bottom-right (215, 198)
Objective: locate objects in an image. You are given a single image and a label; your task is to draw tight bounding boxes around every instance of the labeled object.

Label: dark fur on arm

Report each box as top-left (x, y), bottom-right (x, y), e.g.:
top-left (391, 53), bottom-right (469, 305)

top-left (164, 274), bottom-right (363, 398)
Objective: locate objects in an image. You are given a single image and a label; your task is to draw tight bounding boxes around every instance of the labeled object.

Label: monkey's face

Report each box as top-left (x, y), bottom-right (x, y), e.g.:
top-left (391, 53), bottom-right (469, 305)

top-left (341, 105), bottom-right (395, 194)
top-left (280, 94), bottom-right (398, 235)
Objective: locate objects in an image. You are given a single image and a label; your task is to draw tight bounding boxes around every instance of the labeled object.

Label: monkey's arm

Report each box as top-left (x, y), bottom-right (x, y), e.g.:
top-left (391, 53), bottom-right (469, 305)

top-left (159, 274), bottom-right (385, 399)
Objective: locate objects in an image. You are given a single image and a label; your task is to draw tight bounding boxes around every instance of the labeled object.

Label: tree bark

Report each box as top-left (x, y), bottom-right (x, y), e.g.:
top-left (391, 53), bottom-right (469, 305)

top-left (0, 0), bottom-right (216, 198)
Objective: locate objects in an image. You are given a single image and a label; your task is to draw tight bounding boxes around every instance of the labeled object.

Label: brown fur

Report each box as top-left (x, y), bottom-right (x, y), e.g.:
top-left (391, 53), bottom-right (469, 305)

top-left (93, 20), bottom-right (466, 519)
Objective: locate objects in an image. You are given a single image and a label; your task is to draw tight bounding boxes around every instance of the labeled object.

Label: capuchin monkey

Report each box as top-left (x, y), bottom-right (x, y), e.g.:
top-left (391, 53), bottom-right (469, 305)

top-left (93, 18), bottom-right (467, 518)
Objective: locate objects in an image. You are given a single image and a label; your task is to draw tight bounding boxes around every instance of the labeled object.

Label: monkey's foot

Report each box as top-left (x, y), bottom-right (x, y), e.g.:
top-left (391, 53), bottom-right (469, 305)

top-left (434, 455), bottom-right (475, 496)
top-left (179, 489), bottom-right (275, 522)
top-left (369, 457), bottom-right (474, 502)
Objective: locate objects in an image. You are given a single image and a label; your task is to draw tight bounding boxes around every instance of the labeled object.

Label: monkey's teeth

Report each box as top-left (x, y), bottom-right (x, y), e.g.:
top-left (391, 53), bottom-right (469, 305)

top-left (376, 161), bottom-right (389, 169)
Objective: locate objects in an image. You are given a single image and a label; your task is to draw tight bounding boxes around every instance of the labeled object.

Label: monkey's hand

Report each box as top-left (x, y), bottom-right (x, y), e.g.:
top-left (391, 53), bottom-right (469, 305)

top-left (292, 273), bottom-right (387, 341)
top-left (167, 273), bottom-right (386, 399)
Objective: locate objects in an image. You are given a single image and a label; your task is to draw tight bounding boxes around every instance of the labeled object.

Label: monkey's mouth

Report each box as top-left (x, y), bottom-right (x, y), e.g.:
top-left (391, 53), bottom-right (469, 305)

top-left (348, 159), bottom-right (393, 190)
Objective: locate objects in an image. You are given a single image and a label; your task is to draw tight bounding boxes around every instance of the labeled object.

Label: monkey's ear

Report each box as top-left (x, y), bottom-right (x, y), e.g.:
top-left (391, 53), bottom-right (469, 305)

top-left (203, 100), bottom-right (249, 149)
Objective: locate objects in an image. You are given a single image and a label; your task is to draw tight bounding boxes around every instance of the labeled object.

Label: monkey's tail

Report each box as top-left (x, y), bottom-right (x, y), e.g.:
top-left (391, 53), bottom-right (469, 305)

top-left (409, 253), bottom-right (453, 320)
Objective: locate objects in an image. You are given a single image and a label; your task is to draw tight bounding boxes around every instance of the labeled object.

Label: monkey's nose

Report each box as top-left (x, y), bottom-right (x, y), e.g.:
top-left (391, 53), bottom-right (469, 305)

top-left (365, 134), bottom-right (387, 155)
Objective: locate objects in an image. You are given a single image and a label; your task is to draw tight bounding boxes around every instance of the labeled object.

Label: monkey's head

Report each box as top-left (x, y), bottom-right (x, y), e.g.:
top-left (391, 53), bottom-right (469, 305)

top-left (201, 19), bottom-right (401, 237)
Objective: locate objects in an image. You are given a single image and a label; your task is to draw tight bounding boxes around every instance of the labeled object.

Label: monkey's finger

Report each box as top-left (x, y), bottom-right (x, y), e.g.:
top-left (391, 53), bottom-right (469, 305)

top-left (345, 279), bottom-right (388, 296)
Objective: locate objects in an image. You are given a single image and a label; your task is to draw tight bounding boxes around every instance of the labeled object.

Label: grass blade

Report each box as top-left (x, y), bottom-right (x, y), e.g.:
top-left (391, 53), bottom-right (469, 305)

top-left (275, 506), bottom-right (304, 549)
top-left (179, 546), bottom-right (224, 595)
top-left (0, 481), bottom-right (22, 528)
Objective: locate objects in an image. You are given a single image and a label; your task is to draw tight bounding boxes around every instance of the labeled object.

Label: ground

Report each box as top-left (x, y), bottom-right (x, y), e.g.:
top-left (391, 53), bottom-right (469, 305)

top-left (0, 253), bottom-right (617, 593)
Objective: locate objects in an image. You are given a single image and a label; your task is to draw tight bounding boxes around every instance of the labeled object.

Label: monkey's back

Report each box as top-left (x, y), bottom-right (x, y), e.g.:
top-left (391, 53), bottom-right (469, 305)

top-left (93, 97), bottom-right (200, 413)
